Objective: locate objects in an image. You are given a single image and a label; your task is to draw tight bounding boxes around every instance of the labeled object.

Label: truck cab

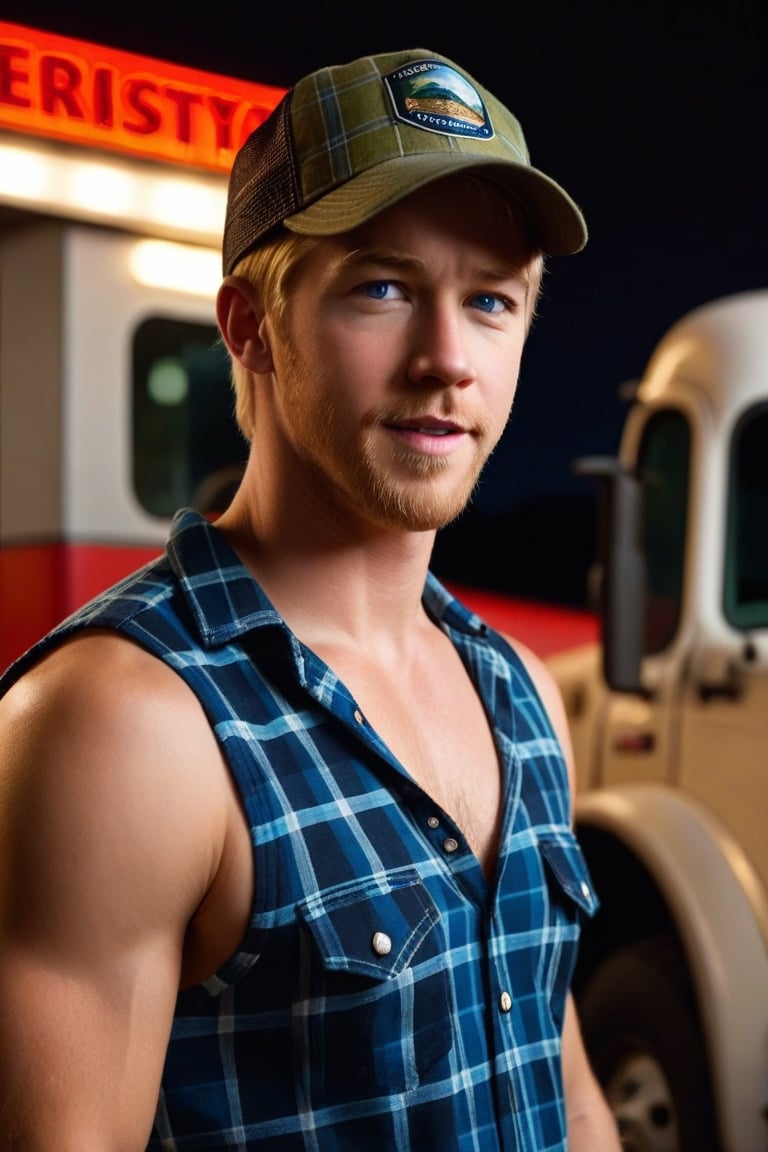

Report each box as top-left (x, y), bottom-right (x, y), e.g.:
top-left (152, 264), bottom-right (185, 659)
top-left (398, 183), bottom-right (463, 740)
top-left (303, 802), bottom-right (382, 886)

top-left (550, 290), bottom-right (768, 1151)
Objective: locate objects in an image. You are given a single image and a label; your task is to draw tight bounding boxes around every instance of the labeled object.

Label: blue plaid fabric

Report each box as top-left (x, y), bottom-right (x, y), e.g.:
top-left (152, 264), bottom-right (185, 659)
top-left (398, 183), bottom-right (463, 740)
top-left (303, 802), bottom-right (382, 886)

top-left (1, 509), bottom-right (599, 1150)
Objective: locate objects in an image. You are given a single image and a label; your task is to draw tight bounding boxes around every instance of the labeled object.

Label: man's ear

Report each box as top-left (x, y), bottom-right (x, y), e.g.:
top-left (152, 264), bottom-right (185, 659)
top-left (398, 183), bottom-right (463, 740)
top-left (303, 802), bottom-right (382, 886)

top-left (216, 275), bottom-right (274, 374)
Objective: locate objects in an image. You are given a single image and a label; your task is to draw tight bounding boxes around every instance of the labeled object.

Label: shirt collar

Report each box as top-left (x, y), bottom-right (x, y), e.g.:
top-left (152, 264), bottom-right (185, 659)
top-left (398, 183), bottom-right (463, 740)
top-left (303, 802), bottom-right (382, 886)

top-left (166, 508), bottom-right (488, 648)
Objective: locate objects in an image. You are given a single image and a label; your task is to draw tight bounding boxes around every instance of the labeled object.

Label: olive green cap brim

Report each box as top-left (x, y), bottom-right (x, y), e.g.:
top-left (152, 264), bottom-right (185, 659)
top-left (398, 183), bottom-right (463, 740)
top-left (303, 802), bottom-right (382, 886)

top-left (284, 152), bottom-right (587, 255)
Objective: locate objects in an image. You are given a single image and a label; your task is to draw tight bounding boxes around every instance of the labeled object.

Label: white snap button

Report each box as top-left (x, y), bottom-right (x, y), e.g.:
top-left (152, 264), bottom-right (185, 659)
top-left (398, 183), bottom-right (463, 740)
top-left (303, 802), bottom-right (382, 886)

top-left (443, 837), bottom-right (459, 853)
top-left (581, 881), bottom-right (590, 898)
top-left (372, 932), bottom-right (392, 956)
top-left (353, 709), bottom-right (364, 724)
top-left (499, 991), bottom-right (512, 1013)
top-left (427, 816), bottom-right (440, 828)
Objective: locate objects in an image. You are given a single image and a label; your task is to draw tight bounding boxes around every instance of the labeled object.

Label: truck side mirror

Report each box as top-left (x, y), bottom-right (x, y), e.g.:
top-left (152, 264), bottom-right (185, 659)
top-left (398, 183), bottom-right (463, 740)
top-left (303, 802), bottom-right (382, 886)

top-left (573, 456), bottom-right (647, 694)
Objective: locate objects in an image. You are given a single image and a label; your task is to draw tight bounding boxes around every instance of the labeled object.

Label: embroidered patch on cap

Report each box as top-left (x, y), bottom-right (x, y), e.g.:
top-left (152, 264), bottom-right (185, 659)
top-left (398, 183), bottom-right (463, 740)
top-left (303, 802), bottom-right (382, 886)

top-left (384, 58), bottom-right (494, 140)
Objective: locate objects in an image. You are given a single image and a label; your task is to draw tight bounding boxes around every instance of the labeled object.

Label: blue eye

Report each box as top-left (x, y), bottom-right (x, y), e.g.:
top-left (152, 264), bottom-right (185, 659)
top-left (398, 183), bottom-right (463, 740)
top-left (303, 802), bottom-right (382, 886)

top-left (363, 281), bottom-right (393, 299)
top-left (470, 292), bottom-right (505, 314)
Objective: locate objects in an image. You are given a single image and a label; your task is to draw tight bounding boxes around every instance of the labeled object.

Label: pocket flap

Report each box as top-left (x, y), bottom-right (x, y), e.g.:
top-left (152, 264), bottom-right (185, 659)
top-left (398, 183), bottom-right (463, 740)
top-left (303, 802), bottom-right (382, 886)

top-left (539, 831), bottom-right (600, 917)
top-left (298, 871), bottom-right (442, 979)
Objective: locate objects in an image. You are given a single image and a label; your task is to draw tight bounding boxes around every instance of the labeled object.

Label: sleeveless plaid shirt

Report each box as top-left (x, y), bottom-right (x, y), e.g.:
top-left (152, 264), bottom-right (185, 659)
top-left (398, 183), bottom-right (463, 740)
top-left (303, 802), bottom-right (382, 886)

top-left (0, 509), bottom-right (598, 1150)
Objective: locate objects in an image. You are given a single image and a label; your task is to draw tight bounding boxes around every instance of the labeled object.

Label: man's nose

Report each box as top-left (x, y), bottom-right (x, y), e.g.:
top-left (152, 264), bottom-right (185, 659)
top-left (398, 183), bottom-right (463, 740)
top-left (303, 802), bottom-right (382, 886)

top-left (405, 304), bottom-right (475, 389)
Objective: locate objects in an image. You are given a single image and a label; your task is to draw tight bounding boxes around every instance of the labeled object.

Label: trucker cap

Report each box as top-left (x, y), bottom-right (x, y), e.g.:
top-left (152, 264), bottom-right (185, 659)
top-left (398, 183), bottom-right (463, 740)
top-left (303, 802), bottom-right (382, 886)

top-left (222, 48), bottom-right (587, 274)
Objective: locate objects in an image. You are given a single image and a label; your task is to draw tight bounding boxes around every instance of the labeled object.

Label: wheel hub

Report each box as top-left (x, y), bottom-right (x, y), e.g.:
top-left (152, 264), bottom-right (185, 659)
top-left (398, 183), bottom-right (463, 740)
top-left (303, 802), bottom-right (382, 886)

top-left (606, 1053), bottom-right (680, 1152)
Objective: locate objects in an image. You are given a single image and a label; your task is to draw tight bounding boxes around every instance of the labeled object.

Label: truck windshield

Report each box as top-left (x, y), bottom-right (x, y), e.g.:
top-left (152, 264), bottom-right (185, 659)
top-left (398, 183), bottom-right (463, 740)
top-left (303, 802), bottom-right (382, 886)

top-left (638, 409), bottom-right (690, 654)
top-left (725, 403), bottom-right (768, 629)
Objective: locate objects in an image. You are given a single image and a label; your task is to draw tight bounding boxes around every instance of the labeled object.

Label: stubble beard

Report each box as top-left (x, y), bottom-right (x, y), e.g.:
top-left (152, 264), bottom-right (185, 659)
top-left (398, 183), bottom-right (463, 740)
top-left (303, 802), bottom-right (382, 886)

top-left (355, 429), bottom-right (487, 531)
top-left (277, 339), bottom-right (494, 533)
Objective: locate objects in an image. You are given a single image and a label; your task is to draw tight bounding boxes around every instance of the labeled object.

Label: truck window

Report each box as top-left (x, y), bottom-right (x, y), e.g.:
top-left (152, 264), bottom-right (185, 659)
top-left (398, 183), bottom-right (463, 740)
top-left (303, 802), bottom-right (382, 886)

top-left (725, 403), bottom-right (768, 629)
top-left (132, 317), bottom-right (247, 519)
top-left (637, 409), bottom-right (691, 654)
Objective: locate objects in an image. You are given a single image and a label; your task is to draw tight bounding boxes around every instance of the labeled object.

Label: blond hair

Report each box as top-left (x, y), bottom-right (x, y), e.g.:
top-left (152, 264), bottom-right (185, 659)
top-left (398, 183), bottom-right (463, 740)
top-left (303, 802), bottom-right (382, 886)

top-left (227, 232), bottom-right (324, 438)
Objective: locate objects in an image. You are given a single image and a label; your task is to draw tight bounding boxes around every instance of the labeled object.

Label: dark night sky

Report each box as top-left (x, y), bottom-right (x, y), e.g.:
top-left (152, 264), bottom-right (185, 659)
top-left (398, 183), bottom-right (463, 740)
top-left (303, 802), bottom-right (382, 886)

top-left (4, 1), bottom-right (767, 604)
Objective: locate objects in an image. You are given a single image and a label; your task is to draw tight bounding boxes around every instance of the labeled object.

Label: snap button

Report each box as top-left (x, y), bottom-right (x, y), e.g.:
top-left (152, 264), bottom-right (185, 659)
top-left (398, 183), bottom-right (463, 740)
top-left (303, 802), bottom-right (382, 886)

top-left (581, 881), bottom-right (590, 899)
top-left (353, 708), bottom-right (364, 724)
top-left (372, 932), bottom-right (392, 956)
top-left (499, 991), bottom-right (512, 1013)
top-left (443, 837), bottom-right (459, 854)
top-left (427, 816), bottom-right (440, 829)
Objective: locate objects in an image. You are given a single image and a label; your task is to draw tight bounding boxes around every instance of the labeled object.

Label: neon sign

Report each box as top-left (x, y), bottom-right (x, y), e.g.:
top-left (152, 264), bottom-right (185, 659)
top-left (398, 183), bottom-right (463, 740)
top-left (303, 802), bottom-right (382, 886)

top-left (0, 21), bottom-right (286, 172)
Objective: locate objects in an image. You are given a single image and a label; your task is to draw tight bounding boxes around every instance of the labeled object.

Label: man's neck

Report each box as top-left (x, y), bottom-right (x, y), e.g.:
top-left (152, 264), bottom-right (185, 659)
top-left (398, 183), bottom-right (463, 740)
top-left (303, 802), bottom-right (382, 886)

top-left (215, 497), bottom-right (438, 658)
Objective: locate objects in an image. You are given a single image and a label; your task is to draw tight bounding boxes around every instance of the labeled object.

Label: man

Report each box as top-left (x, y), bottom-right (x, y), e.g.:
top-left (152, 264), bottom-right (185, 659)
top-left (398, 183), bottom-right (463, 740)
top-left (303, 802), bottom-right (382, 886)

top-left (0, 49), bottom-right (620, 1150)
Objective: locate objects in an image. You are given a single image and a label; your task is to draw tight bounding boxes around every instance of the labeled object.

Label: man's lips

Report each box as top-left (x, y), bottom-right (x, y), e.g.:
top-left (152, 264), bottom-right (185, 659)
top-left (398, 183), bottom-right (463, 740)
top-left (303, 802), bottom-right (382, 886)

top-left (382, 415), bottom-right (471, 457)
top-left (384, 417), bottom-right (464, 436)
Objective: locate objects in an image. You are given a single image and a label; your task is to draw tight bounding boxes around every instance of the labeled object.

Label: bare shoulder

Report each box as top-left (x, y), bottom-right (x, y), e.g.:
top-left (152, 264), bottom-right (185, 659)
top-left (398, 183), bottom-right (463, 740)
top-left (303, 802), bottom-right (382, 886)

top-left (0, 630), bottom-right (230, 928)
top-left (502, 632), bottom-right (576, 801)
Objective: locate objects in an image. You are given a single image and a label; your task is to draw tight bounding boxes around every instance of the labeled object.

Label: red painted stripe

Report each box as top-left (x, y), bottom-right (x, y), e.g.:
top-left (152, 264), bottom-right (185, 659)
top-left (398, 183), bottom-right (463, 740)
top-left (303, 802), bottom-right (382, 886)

top-left (446, 584), bottom-right (598, 657)
top-left (0, 542), bottom-right (160, 670)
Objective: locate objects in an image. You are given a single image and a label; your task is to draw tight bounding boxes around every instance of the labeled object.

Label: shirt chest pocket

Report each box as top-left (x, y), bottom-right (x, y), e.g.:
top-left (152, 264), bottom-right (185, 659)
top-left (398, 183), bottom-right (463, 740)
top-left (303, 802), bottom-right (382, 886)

top-left (537, 830), bottom-right (600, 1021)
top-left (539, 830), bottom-right (599, 920)
top-left (295, 872), bottom-right (453, 1104)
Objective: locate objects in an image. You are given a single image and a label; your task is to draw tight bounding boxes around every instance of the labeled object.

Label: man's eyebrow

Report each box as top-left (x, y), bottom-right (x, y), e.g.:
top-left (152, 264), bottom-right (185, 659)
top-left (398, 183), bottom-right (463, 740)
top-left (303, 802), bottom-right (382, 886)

top-left (339, 248), bottom-right (425, 272)
top-left (339, 249), bottom-right (532, 285)
top-left (475, 265), bottom-right (532, 286)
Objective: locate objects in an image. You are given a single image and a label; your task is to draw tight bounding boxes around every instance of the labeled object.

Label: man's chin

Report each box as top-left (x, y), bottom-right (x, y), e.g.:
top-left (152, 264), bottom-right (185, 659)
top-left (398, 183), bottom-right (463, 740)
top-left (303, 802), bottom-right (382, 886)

top-left (350, 458), bottom-right (481, 533)
top-left (374, 496), bottom-right (475, 534)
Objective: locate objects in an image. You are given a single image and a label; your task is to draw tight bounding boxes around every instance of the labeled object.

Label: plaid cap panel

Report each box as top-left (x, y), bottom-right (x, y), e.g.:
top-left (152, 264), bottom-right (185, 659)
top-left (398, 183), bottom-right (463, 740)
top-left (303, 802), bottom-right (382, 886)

top-left (291, 55), bottom-right (529, 208)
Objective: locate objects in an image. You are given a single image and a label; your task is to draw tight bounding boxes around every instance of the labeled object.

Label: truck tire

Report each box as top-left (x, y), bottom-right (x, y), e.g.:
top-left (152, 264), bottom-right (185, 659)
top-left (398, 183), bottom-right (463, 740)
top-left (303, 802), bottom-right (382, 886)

top-left (577, 934), bottom-right (719, 1152)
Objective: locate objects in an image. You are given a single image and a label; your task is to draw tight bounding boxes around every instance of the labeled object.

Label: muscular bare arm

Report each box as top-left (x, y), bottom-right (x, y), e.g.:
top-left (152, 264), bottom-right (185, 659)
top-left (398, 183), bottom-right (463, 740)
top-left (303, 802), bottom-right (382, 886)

top-left (563, 995), bottom-right (622, 1149)
top-left (0, 633), bottom-right (232, 1150)
top-left (508, 638), bottom-right (621, 1149)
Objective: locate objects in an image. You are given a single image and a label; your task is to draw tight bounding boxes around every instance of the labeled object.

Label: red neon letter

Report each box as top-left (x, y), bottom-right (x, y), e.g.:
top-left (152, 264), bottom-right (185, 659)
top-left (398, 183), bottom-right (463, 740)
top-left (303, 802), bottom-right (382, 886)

top-left (40, 54), bottom-right (86, 118)
top-left (123, 78), bottom-right (162, 135)
top-left (164, 86), bottom-right (203, 145)
top-left (208, 95), bottom-right (240, 151)
top-left (92, 66), bottom-right (114, 127)
top-left (0, 44), bottom-right (31, 108)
